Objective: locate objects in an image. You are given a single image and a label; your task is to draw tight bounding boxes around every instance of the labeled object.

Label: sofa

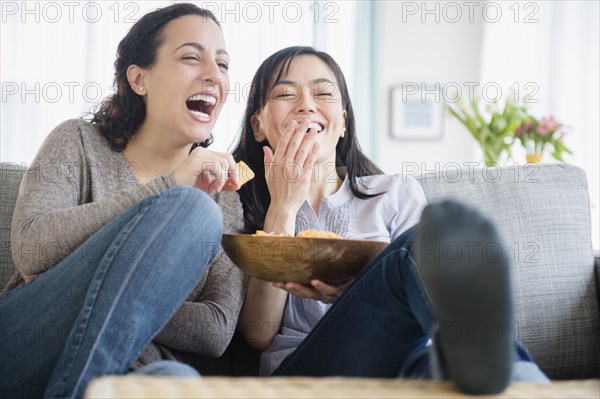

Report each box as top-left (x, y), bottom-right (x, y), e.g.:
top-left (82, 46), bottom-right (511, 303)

top-left (1, 162), bottom-right (598, 380)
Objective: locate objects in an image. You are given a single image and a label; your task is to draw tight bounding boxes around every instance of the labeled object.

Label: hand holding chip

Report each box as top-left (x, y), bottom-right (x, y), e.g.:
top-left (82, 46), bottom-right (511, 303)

top-left (173, 146), bottom-right (254, 194)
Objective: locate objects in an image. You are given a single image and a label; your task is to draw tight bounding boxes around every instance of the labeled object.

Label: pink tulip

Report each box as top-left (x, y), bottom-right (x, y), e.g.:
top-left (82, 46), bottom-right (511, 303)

top-left (515, 119), bottom-right (536, 137)
top-left (515, 124), bottom-right (524, 137)
top-left (537, 116), bottom-right (562, 136)
top-left (527, 120), bottom-right (535, 133)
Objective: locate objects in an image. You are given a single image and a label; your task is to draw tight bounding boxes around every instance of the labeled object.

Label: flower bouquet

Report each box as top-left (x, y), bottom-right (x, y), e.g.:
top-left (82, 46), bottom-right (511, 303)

top-left (446, 98), bottom-right (529, 165)
top-left (514, 116), bottom-right (572, 163)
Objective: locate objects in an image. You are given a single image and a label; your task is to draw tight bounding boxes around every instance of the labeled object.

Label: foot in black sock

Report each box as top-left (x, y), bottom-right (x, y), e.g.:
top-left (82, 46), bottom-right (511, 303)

top-left (413, 200), bottom-right (513, 394)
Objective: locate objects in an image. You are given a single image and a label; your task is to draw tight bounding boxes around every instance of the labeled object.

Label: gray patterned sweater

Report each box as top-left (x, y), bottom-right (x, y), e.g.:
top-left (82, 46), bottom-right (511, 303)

top-left (3, 119), bottom-right (247, 364)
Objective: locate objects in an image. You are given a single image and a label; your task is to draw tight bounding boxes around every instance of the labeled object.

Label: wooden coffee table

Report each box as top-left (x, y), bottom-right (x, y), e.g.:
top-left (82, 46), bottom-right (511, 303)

top-left (85, 376), bottom-right (599, 398)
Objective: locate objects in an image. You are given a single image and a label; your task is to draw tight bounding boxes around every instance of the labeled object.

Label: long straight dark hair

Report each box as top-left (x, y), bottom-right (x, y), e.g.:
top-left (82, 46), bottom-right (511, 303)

top-left (232, 46), bottom-right (384, 233)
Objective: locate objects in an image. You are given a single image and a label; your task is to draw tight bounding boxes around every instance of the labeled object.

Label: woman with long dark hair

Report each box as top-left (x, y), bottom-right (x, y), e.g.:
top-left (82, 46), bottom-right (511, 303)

top-left (0, 4), bottom-right (246, 398)
top-left (234, 46), bottom-right (549, 394)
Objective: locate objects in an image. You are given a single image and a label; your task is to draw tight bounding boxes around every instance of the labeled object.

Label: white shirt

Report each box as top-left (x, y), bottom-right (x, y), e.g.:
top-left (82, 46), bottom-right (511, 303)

top-left (259, 174), bottom-right (428, 375)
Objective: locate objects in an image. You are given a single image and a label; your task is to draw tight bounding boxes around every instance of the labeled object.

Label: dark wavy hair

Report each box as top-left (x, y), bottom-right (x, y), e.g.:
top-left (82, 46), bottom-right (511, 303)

top-left (89, 3), bottom-right (220, 151)
top-left (232, 46), bottom-right (384, 233)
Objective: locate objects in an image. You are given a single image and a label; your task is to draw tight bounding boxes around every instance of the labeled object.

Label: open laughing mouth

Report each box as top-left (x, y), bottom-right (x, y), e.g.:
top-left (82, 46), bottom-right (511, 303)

top-left (186, 93), bottom-right (217, 121)
top-left (305, 121), bottom-right (325, 133)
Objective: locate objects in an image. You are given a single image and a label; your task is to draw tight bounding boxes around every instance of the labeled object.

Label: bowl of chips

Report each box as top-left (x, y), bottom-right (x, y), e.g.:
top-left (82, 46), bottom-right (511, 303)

top-left (221, 230), bottom-right (389, 285)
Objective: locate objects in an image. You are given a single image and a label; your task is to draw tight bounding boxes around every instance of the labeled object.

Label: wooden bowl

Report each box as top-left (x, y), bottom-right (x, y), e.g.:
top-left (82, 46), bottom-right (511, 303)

top-left (221, 233), bottom-right (389, 285)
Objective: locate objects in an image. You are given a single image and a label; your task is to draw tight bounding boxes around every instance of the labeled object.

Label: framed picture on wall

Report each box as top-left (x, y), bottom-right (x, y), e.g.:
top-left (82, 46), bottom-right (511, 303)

top-left (389, 83), bottom-right (444, 140)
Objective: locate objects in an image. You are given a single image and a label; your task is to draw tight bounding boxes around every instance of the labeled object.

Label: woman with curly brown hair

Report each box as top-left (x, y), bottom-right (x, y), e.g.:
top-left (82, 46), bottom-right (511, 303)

top-left (0, 4), bottom-right (246, 398)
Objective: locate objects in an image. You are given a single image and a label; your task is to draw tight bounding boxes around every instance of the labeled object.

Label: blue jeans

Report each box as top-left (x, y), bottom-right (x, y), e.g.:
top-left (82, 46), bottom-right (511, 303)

top-left (273, 226), bottom-right (548, 381)
top-left (0, 186), bottom-right (221, 399)
top-left (132, 360), bottom-right (199, 377)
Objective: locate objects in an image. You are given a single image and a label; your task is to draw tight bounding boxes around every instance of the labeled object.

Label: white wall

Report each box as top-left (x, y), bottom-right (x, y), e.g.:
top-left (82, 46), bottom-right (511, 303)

top-left (374, 1), bottom-right (483, 174)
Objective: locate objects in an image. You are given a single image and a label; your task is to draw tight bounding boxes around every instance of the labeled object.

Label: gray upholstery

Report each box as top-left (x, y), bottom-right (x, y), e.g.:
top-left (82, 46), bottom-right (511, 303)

top-left (0, 162), bottom-right (598, 379)
top-left (416, 164), bottom-right (599, 379)
top-left (0, 163), bottom-right (25, 287)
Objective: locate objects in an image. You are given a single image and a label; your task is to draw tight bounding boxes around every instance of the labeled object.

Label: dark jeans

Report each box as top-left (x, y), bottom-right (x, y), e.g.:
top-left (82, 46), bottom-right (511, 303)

top-left (274, 226), bottom-right (548, 381)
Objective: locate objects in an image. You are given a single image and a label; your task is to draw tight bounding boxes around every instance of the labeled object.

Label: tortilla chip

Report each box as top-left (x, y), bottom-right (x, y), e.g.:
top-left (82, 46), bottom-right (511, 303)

top-left (237, 160), bottom-right (255, 186)
top-left (253, 229), bottom-right (342, 239)
top-left (296, 229), bottom-right (342, 239)
top-left (226, 160), bottom-right (255, 189)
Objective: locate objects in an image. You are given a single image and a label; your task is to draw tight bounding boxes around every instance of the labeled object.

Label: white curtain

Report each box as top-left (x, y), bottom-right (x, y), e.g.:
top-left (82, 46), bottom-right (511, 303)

top-left (478, 0), bottom-right (599, 249)
top-left (1, 1), bottom-right (173, 164)
top-left (348, 0), bottom-right (376, 159)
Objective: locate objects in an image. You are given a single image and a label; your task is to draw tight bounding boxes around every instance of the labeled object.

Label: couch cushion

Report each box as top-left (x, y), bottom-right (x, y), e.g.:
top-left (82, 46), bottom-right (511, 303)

top-left (416, 163), bottom-right (599, 379)
top-left (0, 163), bottom-right (25, 288)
